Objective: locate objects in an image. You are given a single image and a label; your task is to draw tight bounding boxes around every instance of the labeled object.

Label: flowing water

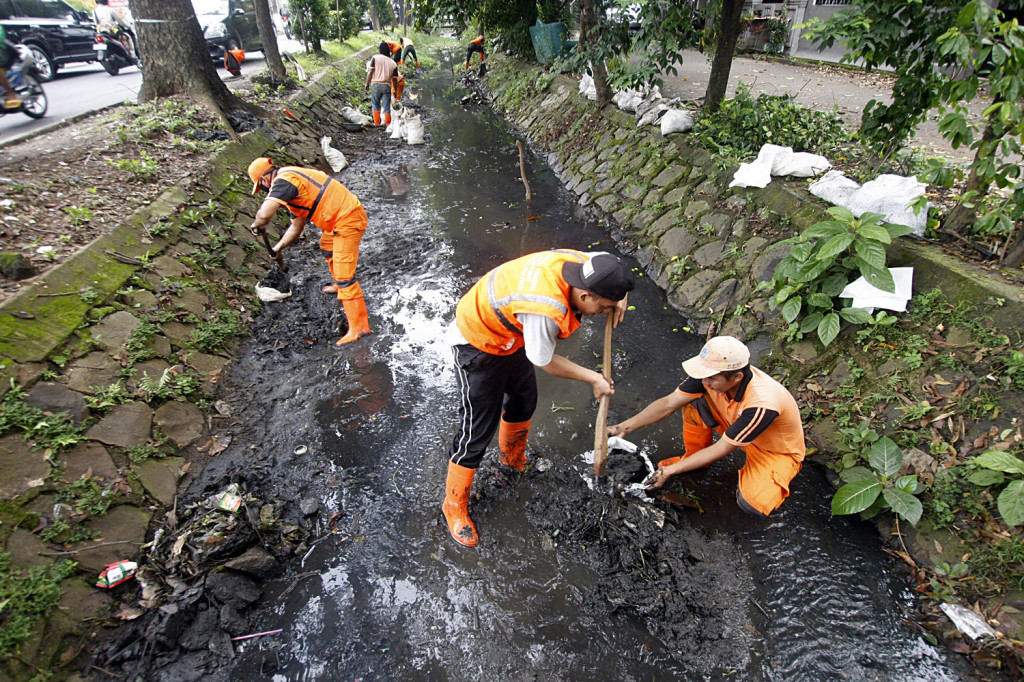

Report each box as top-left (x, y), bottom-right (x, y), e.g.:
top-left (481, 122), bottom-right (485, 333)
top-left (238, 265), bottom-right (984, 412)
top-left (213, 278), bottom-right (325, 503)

top-left (187, 66), bottom-right (968, 681)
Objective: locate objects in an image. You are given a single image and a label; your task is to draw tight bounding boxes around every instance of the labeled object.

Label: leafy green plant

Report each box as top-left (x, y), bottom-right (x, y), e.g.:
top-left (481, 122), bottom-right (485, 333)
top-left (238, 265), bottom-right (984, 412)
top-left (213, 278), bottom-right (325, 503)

top-left (84, 381), bottom-right (133, 414)
top-left (969, 450), bottom-right (1024, 527)
top-left (835, 420), bottom-right (879, 470)
top-left (62, 205), bottom-right (93, 227)
top-left (189, 309), bottom-right (246, 352)
top-left (0, 382), bottom-right (85, 452)
top-left (832, 436), bottom-right (923, 525)
top-left (109, 152), bottom-right (159, 183)
top-left (78, 286), bottom-right (101, 305)
top-left (126, 443), bottom-right (166, 464)
top-left (0, 552), bottom-right (77, 662)
top-left (768, 207), bottom-right (912, 345)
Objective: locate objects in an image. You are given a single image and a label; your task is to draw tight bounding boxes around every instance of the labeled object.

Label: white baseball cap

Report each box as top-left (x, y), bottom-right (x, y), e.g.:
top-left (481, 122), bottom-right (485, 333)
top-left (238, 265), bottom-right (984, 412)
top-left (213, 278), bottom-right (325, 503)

top-left (682, 336), bottom-right (750, 379)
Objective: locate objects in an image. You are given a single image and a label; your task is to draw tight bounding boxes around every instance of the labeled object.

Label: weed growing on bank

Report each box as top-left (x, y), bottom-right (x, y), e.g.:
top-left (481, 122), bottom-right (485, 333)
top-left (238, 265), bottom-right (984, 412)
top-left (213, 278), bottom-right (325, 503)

top-left (0, 552), bottom-right (77, 664)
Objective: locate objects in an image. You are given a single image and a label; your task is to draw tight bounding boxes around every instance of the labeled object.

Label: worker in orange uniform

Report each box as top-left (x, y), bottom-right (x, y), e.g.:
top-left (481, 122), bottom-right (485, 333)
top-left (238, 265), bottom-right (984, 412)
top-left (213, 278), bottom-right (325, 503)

top-left (247, 158), bottom-right (371, 346)
top-left (384, 39), bottom-right (403, 62)
top-left (608, 336), bottom-right (805, 517)
top-left (443, 250), bottom-right (635, 547)
top-left (465, 34), bottom-right (484, 69)
top-left (365, 42), bottom-right (401, 127)
top-left (399, 36), bottom-right (418, 68)
top-left (224, 48), bottom-right (245, 77)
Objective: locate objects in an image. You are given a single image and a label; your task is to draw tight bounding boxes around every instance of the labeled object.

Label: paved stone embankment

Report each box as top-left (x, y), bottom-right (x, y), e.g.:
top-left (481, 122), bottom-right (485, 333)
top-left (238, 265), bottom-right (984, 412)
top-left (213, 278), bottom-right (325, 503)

top-left (0, 50), bottom-right (373, 679)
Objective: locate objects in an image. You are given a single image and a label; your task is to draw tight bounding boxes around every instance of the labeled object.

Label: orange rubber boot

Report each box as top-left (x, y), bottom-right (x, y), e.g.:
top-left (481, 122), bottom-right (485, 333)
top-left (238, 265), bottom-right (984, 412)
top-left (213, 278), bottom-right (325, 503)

top-left (442, 461), bottom-right (478, 547)
top-left (372, 110), bottom-right (381, 126)
top-left (464, 61), bottom-right (469, 70)
top-left (384, 112), bottom-right (392, 126)
top-left (498, 417), bottom-right (530, 471)
top-left (335, 296), bottom-right (370, 345)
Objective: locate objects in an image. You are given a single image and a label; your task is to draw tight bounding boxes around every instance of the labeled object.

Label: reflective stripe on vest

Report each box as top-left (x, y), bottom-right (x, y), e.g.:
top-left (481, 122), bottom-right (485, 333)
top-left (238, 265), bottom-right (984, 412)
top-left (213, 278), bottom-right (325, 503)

top-left (283, 169), bottom-right (334, 224)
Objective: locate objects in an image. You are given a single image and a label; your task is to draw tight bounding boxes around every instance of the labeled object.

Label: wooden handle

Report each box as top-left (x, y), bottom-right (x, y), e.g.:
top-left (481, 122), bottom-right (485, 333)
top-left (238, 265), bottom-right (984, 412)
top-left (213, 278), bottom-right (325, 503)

top-left (259, 230), bottom-right (288, 272)
top-left (593, 310), bottom-right (614, 478)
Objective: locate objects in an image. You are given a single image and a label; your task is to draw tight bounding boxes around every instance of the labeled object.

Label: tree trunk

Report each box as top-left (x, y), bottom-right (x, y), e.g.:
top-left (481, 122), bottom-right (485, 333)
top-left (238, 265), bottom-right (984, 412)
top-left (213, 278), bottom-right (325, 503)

top-left (1002, 223), bottom-right (1024, 267)
top-left (704, 0), bottom-right (745, 113)
top-left (401, 0), bottom-right (406, 35)
top-left (369, 4), bottom-right (381, 32)
top-left (254, 0), bottom-right (287, 81)
top-left (580, 0), bottom-right (611, 108)
top-left (945, 122), bottom-right (1000, 235)
top-left (133, 0), bottom-right (254, 116)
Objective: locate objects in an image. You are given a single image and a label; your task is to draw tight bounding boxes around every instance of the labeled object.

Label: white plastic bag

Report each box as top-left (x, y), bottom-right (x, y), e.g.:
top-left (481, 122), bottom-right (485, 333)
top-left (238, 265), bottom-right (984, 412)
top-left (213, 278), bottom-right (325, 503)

top-left (637, 102), bottom-right (669, 127)
top-left (320, 136), bottom-right (348, 173)
top-left (660, 109), bottom-right (695, 135)
top-left (341, 106), bottom-right (371, 127)
top-left (406, 115), bottom-right (425, 145)
top-left (579, 74), bottom-right (597, 100)
top-left (845, 174), bottom-right (929, 236)
top-left (389, 117), bottom-right (404, 139)
top-left (809, 170), bottom-right (861, 206)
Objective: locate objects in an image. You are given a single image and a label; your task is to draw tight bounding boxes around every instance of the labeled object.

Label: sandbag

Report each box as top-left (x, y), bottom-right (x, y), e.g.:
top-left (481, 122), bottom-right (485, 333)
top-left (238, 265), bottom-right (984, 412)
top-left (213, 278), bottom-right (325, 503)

top-left (771, 150), bottom-right (830, 178)
top-left (845, 175), bottom-right (928, 236)
top-left (729, 144), bottom-right (831, 188)
top-left (809, 170), bottom-right (860, 206)
top-left (389, 117), bottom-right (405, 139)
top-left (637, 102), bottom-right (669, 128)
top-left (320, 136), bottom-right (348, 173)
top-left (660, 109), bottom-right (694, 135)
top-left (341, 106), bottom-right (371, 127)
top-left (406, 115), bottom-right (425, 145)
top-left (579, 74), bottom-right (597, 100)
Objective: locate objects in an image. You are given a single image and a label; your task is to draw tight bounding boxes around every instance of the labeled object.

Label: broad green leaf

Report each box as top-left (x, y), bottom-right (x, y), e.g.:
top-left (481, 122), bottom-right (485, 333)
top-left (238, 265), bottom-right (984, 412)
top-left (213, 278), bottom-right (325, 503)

top-left (799, 312), bottom-right (823, 334)
top-left (821, 273), bottom-right (847, 298)
top-left (840, 465), bottom-right (875, 483)
top-left (973, 450), bottom-right (1024, 475)
top-left (858, 212), bottom-right (887, 226)
top-left (775, 284), bottom-right (798, 304)
top-left (790, 242), bottom-right (813, 262)
top-left (825, 205), bottom-right (856, 222)
top-left (816, 233), bottom-right (856, 260)
top-left (856, 258), bottom-right (896, 293)
top-left (839, 307), bottom-right (873, 324)
top-left (867, 437), bottom-right (903, 480)
top-left (817, 312), bottom-right (840, 346)
top-left (860, 493), bottom-right (889, 520)
top-left (794, 258), bottom-right (832, 283)
top-left (895, 475), bottom-right (920, 494)
top-left (802, 221), bottom-right (846, 240)
top-left (807, 292), bottom-right (834, 309)
top-left (781, 296), bottom-right (802, 323)
top-left (832, 479), bottom-right (882, 515)
top-left (775, 257), bottom-right (800, 281)
top-left (854, 238), bottom-right (887, 268)
top-left (883, 488), bottom-right (923, 526)
top-left (968, 469), bottom-right (1006, 486)
top-left (998, 480), bottom-right (1024, 528)
top-left (856, 223), bottom-right (892, 244)
top-left (884, 223), bottom-right (914, 239)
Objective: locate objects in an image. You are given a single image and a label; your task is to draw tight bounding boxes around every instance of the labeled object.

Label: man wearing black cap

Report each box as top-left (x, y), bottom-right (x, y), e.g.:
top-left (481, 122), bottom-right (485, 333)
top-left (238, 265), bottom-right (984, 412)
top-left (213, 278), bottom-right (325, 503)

top-left (441, 249), bottom-right (635, 547)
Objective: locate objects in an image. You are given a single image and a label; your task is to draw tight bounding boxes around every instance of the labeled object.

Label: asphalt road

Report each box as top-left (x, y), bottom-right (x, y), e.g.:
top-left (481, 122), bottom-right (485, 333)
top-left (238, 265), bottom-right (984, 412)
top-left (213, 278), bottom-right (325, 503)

top-left (0, 48), bottom-right (283, 147)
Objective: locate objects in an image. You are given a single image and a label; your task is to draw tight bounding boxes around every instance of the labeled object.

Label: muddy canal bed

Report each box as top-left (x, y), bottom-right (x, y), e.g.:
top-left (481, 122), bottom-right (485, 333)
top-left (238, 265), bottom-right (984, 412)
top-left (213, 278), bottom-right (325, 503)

top-left (100, 66), bottom-right (970, 681)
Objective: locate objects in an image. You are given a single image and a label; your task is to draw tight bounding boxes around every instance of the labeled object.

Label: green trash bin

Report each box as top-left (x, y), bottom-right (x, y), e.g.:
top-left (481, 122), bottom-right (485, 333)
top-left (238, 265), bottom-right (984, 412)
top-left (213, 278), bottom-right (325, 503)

top-left (529, 20), bottom-right (574, 65)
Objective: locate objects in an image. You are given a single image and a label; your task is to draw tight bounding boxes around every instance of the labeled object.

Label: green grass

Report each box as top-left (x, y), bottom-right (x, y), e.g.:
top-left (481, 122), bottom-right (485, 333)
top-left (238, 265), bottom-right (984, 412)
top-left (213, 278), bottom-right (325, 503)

top-left (0, 552), bottom-right (77, 663)
top-left (0, 384), bottom-right (85, 453)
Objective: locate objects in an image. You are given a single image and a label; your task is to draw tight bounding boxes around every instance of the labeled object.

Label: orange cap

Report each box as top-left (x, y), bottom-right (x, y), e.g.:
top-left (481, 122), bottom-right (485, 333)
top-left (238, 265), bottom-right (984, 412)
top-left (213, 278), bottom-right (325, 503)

top-left (248, 157), bottom-right (274, 194)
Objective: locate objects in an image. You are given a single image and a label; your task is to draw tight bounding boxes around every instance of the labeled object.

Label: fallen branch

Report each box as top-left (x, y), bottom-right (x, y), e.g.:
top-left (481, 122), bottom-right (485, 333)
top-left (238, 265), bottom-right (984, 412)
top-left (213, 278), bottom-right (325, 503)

top-left (38, 539), bottom-right (141, 556)
top-left (515, 140), bottom-right (532, 207)
top-left (104, 250), bottom-right (147, 266)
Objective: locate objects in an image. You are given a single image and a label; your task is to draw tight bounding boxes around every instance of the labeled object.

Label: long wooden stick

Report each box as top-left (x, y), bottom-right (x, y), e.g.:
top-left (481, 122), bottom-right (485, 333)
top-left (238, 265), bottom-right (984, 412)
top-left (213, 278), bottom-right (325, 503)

top-left (593, 311), bottom-right (614, 480)
top-left (515, 140), bottom-right (533, 206)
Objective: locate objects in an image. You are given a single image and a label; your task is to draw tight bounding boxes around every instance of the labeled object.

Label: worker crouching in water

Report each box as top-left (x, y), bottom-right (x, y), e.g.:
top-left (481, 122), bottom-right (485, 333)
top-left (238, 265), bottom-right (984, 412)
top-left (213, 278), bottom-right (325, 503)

top-left (443, 250), bottom-right (635, 547)
top-left (608, 336), bottom-right (805, 517)
top-left (247, 157), bottom-right (371, 345)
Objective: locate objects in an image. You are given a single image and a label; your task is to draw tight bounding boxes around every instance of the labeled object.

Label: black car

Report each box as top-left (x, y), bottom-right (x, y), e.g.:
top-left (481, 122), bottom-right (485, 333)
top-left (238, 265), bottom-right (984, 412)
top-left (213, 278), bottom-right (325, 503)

top-left (0, 0), bottom-right (97, 81)
top-left (191, 0), bottom-right (263, 60)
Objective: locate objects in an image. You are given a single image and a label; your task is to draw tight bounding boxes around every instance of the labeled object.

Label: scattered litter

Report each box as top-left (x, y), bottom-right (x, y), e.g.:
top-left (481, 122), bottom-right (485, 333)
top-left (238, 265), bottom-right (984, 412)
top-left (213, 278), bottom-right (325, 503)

top-left (214, 488), bottom-right (243, 512)
top-left (96, 560), bottom-right (138, 588)
top-left (839, 266), bottom-right (914, 313)
top-left (293, 445), bottom-right (308, 455)
top-left (320, 136), bottom-right (348, 172)
top-left (810, 172), bottom-right (929, 237)
top-left (36, 245), bottom-right (55, 255)
top-left (231, 629), bottom-right (284, 642)
top-left (729, 144), bottom-right (830, 189)
top-left (255, 284), bottom-right (292, 302)
top-left (535, 457), bottom-right (552, 472)
top-left (940, 603), bottom-right (997, 641)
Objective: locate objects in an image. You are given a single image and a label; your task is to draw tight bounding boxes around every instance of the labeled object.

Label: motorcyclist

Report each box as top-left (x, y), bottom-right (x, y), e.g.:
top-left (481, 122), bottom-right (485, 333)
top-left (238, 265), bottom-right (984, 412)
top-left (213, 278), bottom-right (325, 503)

top-left (0, 24), bottom-right (21, 108)
top-left (92, 0), bottom-right (138, 61)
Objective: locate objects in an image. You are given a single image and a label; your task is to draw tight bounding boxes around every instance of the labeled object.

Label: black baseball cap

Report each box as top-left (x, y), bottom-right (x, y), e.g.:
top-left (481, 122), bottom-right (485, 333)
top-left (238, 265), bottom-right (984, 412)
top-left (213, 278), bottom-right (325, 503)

top-left (562, 253), bottom-right (635, 302)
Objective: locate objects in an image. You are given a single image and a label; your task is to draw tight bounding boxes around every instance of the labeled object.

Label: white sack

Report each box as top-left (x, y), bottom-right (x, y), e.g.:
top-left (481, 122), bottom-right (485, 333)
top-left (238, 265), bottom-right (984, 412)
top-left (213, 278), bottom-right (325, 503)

top-left (730, 144), bottom-right (831, 188)
top-left (638, 102), bottom-right (669, 128)
top-left (405, 115), bottom-right (425, 145)
top-left (809, 170), bottom-right (861, 206)
top-left (840, 267), bottom-right (914, 313)
top-left (940, 603), bottom-right (998, 641)
top-left (771, 150), bottom-right (831, 178)
top-left (340, 106), bottom-right (371, 126)
top-left (390, 117), bottom-right (405, 139)
top-left (255, 284), bottom-right (292, 302)
top-left (660, 109), bottom-right (695, 135)
top-left (319, 136), bottom-right (348, 173)
top-left (579, 74), bottom-right (597, 100)
top-left (729, 144), bottom-right (784, 188)
top-left (845, 174), bottom-right (929, 237)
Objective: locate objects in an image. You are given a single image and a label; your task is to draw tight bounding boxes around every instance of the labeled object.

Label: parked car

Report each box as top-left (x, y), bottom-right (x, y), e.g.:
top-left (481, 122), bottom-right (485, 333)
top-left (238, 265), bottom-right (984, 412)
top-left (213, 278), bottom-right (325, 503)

top-left (604, 2), bottom-right (642, 33)
top-left (0, 0), bottom-right (97, 82)
top-left (191, 0), bottom-right (263, 60)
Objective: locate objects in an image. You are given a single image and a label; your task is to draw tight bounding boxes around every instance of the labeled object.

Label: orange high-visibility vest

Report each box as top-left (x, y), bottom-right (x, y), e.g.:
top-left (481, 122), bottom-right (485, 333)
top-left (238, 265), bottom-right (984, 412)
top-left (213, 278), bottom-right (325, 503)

top-left (385, 40), bottom-right (402, 55)
top-left (456, 250), bottom-right (587, 356)
top-left (271, 167), bottom-right (362, 232)
top-left (470, 35), bottom-right (484, 45)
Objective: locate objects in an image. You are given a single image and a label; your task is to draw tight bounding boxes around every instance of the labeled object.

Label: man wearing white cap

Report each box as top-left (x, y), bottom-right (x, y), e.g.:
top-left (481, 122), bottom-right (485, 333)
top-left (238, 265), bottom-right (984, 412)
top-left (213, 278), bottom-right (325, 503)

top-left (608, 336), bottom-right (805, 517)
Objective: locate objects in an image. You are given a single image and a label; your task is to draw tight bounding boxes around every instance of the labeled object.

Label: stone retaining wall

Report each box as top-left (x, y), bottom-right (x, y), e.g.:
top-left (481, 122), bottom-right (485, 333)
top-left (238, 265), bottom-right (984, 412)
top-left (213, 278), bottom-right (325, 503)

top-left (479, 57), bottom-right (1024, 342)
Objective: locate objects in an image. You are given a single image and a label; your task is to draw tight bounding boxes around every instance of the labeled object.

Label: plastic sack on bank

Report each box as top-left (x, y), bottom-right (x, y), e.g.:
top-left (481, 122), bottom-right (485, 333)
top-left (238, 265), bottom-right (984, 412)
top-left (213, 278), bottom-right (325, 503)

top-left (405, 115), bottom-right (425, 145)
top-left (637, 101), bottom-right (669, 128)
top-left (389, 115), bottom-right (405, 139)
top-left (729, 144), bottom-right (831, 189)
top-left (341, 106), bottom-right (372, 127)
top-left (320, 136), bottom-right (348, 173)
top-left (579, 73), bottom-right (597, 100)
top-left (661, 109), bottom-right (695, 135)
top-left (810, 172), bottom-right (929, 237)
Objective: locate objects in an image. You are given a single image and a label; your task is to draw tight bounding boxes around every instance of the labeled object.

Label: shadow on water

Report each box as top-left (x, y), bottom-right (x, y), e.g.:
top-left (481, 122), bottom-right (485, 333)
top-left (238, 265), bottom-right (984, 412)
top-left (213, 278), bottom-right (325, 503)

top-left (211, 60), bottom-right (968, 681)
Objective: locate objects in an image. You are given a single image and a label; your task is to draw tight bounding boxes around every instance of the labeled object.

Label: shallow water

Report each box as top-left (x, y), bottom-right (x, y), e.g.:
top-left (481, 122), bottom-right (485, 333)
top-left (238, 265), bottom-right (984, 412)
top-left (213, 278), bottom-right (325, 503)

top-left (198, 64), bottom-right (967, 681)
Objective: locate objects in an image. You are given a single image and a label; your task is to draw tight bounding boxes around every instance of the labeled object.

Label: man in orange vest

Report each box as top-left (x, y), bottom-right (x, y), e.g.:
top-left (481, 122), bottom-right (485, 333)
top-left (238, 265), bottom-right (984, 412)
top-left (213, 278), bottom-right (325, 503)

top-left (465, 34), bottom-right (484, 69)
top-left (608, 336), bottom-right (805, 517)
top-left (443, 250), bottom-right (635, 547)
top-left (247, 158), bottom-right (371, 345)
top-left (384, 39), bottom-right (403, 62)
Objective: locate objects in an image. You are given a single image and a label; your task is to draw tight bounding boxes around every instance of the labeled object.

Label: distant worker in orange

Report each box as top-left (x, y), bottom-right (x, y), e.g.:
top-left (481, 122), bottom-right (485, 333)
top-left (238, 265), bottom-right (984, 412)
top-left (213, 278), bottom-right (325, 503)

top-left (465, 34), bottom-right (484, 69)
top-left (224, 48), bottom-right (245, 77)
top-left (384, 39), bottom-right (403, 62)
top-left (442, 250), bottom-right (635, 547)
top-left (399, 36), bottom-right (418, 68)
top-left (608, 336), bottom-right (805, 517)
top-left (247, 158), bottom-right (371, 346)
top-left (365, 41), bottom-right (401, 127)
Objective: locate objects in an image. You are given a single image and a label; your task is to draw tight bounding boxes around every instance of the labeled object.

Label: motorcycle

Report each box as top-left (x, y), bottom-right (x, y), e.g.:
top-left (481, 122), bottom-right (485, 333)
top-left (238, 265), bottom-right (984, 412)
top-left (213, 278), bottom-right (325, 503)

top-left (0, 44), bottom-right (47, 119)
top-left (93, 30), bottom-right (138, 76)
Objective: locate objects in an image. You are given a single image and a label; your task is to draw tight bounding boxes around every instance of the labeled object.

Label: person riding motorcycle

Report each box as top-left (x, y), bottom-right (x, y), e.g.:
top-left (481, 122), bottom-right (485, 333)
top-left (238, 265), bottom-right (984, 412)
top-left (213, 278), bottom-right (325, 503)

top-left (0, 24), bottom-right (21, 108)
top-left (93, 0), bottom-right (138, 61)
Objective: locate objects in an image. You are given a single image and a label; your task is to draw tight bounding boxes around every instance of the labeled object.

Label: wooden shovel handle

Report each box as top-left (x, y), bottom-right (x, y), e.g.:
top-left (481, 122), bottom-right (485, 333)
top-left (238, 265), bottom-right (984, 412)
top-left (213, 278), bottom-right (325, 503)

top-left (258, 229), bottom-right (288, 272)
top-left (593, 310), bottom-right (614, 478)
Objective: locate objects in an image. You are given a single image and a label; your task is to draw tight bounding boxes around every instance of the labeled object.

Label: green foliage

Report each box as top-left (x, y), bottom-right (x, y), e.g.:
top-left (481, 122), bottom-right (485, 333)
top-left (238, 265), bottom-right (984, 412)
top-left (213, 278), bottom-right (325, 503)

top-left (62, 205), bottom-right (94, 227)
top-left (0, 382), bottom-right (85, 452)
top-left (0, 552), bottom-right (77, 662)
top-left (831, 436), bottom-right (923, 525)
top-left (135, 368), bottom-right (204, 403)
top-left (189, 309), bottom-right (247, 352)
top-left (289, 0), bottom-right (332, 52)
top-left (693, 83), bottom-right (850, 160)
top-left (84, 381), bottom-right (133, 414)
top-left (970, 449), bottom-right (1024, 527)
top-left (835, 420), bottom-right (879, 471)
top-left (327, 0), bottom-right (363, 42)
top-left (124, 320), bottom-right (158, 364)
top-left (109, 152), bottom-right (159, 184)
top-left (767, 207), bottom-right (912, 346)
top-left (78, 286), bottom-right (101, 305)
top-left (59, 477), bottom-right (117, 517)
top-left (126, 443), bottom-right (167, 464)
